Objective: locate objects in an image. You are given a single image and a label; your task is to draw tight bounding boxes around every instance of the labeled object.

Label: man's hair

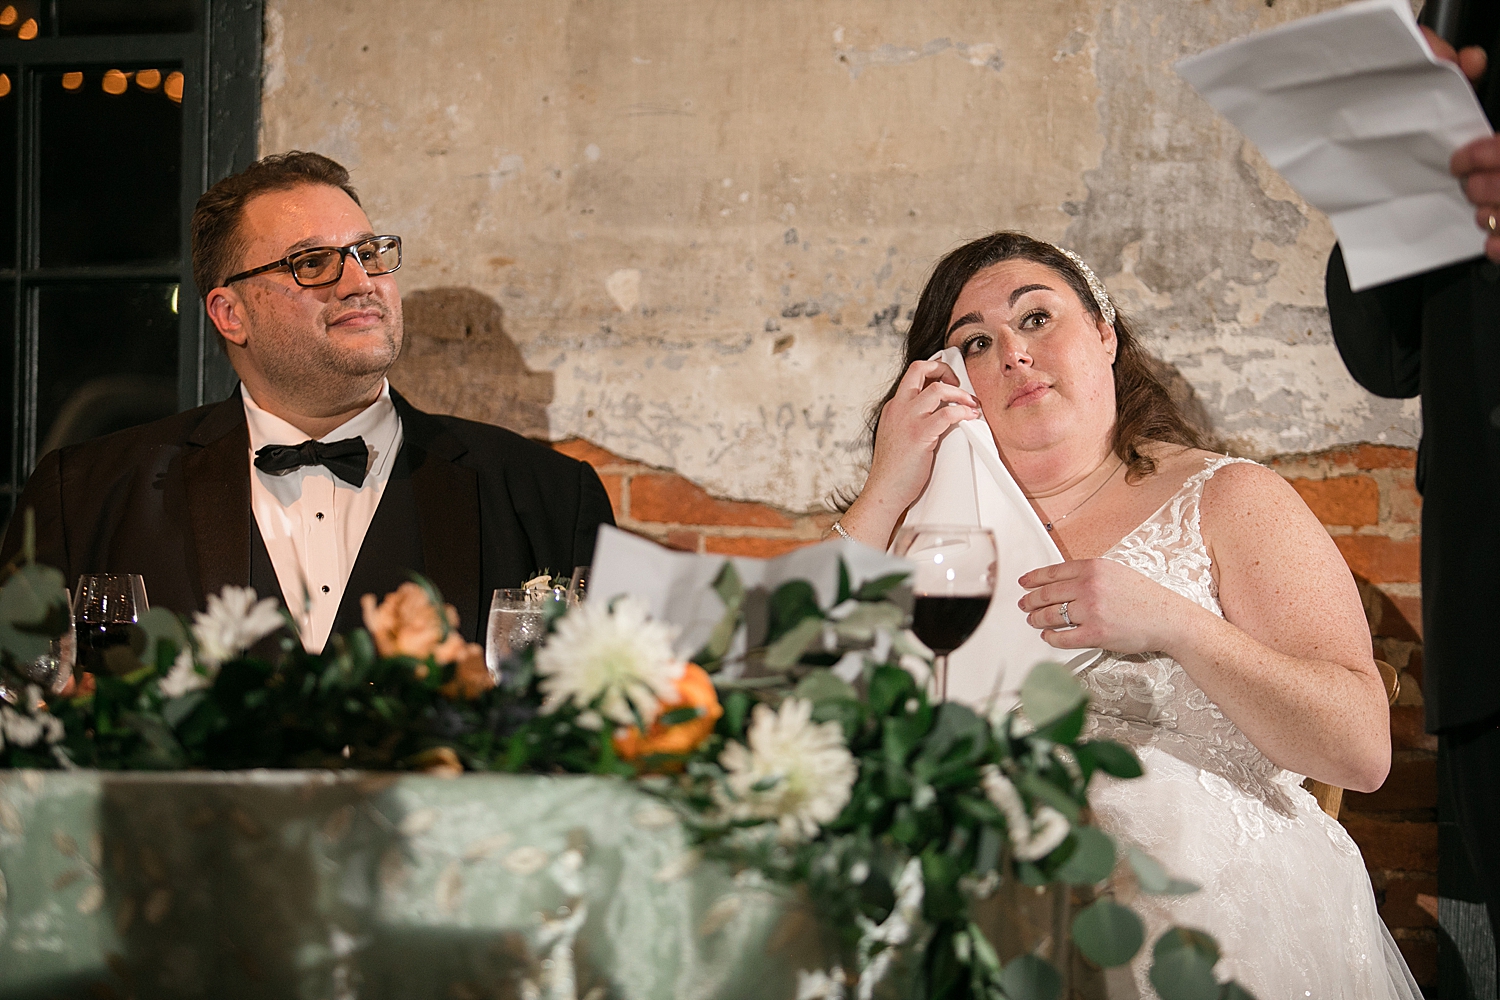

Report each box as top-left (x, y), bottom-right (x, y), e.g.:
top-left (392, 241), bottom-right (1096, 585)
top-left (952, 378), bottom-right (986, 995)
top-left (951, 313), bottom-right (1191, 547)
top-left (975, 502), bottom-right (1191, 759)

top-left (190, 151), bottom-right (361, 298)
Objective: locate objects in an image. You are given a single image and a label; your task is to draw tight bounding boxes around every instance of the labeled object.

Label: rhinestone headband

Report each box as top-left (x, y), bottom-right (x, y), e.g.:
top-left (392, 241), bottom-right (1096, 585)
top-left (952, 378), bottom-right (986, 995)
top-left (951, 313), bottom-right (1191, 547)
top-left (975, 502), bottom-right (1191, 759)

top-left (1053, 245), bottom-right (1115, 326)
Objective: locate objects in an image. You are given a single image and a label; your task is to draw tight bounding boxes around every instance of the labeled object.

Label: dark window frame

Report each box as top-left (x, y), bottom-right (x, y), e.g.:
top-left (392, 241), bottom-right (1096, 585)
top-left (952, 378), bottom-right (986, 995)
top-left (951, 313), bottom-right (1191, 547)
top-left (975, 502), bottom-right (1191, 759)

top-left (0, 0), bottom-right (260, 519)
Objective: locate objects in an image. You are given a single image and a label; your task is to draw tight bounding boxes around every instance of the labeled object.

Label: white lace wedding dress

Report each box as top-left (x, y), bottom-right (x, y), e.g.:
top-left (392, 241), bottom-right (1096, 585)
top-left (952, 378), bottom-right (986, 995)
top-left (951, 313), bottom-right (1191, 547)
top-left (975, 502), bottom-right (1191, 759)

top-left (1080, 457), bottom-right (1421, 999)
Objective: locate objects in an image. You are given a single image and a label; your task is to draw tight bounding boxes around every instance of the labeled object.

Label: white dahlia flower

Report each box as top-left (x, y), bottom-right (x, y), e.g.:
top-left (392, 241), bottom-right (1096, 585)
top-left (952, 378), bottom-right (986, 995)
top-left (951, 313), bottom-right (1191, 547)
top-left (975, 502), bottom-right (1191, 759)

top-left (534, 596), bottom-right (683, 726)
top-left (158, 646), bottom-right (213, 698)
top-left (980, 764), bottom-right (1071, 861)
top-left (719, 697), bottom-right (857, 842)
top-left (192, 586), bottom-right (284, 667)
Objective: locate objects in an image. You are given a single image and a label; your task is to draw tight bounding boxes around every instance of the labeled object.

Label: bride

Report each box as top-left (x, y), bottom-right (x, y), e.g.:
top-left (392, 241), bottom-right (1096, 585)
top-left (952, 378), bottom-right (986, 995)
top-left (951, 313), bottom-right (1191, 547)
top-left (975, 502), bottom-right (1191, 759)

top-left (835, 232), bottom-right (1420, 998)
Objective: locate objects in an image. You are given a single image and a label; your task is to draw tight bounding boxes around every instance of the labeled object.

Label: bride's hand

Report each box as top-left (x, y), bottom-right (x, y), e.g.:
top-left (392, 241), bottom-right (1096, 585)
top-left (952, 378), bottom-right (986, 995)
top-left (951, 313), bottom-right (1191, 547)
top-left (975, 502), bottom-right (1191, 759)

top-left (1017, 558), bottom-right (1201, 654)
top-left (864, 360), bottom-right (982, 511)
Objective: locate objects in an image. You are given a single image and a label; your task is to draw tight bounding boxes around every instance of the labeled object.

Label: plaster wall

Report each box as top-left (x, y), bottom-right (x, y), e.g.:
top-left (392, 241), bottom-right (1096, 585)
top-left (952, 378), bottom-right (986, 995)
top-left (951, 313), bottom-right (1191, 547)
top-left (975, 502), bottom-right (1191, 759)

top-left (260, 0), bottom-right (1421, 511)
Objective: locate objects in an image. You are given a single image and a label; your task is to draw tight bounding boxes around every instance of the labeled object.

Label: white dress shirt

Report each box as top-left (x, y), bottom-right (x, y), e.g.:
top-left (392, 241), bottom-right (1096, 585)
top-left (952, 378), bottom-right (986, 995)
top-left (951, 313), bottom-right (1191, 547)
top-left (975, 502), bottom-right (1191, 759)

top-left (242, 382), bottom-right (404, 652)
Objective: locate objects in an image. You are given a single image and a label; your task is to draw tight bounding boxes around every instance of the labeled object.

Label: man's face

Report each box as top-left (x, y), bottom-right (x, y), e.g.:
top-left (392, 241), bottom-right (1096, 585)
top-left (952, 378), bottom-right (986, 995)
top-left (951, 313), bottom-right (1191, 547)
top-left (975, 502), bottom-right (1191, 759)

top-left (219, 183), bottom-right (403, 405)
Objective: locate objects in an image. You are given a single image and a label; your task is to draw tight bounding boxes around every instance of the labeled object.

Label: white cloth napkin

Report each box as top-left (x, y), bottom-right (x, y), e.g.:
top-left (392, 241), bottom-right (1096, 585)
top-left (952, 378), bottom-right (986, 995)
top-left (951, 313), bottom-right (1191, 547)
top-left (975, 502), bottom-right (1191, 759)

top-left (899, 348), bottom-right (1101, 713)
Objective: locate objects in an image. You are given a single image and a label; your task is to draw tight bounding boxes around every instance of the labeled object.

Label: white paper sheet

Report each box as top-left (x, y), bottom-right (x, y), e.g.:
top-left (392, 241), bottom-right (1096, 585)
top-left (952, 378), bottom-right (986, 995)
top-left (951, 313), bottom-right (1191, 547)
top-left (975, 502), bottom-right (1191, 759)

top-left (1175, 0), bottom-right (1493, 291)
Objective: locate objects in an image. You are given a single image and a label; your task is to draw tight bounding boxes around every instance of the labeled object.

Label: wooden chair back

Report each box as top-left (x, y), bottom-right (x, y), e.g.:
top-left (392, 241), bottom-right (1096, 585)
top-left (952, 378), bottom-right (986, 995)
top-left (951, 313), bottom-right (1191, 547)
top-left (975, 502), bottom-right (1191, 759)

top-left (1306, 659), bottom-right (1400, 820)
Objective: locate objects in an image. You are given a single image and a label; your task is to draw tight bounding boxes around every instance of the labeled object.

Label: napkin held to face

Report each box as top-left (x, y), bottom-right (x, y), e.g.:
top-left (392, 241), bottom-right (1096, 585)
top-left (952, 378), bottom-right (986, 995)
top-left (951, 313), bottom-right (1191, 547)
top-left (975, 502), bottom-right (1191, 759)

top-left (898, 347), bottom-right (1102, 714)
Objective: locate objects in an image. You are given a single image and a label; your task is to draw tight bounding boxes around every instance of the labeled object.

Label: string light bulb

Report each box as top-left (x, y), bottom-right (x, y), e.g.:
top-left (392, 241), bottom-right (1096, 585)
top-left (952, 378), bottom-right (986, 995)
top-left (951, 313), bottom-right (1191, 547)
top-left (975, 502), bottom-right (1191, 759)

top-left (0, 7), bottom-right (16, 28)
top-left (136, 68), bottom-right (161, 91)
top-left (17, 17), bottom-right (36, 39)
top-left (0, 74), bottom-right (10, 99)
top-left (62, 72), bottom-right (84, 91)
top-left (164, 71), bottom-right (183, 104)
top-left (102, 69), bottom-right (129, 95)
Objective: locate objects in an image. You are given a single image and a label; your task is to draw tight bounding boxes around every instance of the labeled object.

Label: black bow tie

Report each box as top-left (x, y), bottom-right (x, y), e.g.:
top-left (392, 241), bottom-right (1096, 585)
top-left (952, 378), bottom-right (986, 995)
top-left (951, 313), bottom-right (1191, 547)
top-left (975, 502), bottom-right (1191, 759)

top-left (254, 437), bottom-right (370, 487)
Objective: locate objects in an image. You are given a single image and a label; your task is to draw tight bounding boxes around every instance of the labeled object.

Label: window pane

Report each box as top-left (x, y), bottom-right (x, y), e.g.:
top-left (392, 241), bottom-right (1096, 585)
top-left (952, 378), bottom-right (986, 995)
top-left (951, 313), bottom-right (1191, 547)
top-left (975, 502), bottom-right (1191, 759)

top-left (56, 0), bottom-right (195, 35)
top-left (0, 283), bottom-right (13, 523)
top-left (36, 283), bottom-right (178, 457)
top-left (0, 66), bottom-right (14, 271)
top-left (38, 66), bottom-right (182, 267)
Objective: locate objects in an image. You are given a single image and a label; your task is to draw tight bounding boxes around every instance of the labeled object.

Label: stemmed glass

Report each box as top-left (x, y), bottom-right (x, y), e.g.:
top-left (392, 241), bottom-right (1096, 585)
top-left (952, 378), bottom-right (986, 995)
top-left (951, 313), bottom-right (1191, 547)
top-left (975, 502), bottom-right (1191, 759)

top-left (565, 566), bottom-right (589, 607)
top-left (72, 574), bottom-right (149, 674)
top-left (891, 525), bottom-right (997, 702)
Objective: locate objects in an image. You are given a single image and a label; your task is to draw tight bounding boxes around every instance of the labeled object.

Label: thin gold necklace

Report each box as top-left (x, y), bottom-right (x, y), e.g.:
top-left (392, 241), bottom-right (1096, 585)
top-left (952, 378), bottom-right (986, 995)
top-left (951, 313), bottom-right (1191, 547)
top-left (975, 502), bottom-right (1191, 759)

top-left (1034, 459), bottom-right (1125, 533)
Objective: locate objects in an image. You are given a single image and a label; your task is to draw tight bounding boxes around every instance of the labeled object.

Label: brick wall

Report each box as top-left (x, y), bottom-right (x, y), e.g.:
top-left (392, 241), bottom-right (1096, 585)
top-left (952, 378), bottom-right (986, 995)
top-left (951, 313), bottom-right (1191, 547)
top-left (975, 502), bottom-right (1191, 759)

top-left (555, 437), bottom-right (1435, 986)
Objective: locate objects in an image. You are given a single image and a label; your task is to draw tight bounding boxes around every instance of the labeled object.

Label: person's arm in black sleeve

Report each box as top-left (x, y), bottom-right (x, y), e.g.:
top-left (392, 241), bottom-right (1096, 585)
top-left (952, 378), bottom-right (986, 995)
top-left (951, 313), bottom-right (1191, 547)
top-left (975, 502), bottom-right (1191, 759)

top-left (0, 449), bottom-right (70, 576)
top-left (571, 461), bottom-right (615, 570)
top-left (1325, 243), bottom-right (1424, 399)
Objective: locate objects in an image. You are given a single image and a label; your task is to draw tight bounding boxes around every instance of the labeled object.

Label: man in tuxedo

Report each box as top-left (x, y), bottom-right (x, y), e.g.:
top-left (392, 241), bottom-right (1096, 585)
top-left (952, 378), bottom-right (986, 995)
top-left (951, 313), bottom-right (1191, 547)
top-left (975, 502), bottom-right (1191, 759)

top-left (0, 151), bottom-right (614, 650)
top-left (1325, 22), bottom-right (1500, 988)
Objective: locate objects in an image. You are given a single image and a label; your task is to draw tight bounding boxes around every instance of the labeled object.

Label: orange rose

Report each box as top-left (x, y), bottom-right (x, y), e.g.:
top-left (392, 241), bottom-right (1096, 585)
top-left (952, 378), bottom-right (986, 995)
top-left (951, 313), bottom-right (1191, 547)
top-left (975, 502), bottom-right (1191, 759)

top-left (439, 641), bottom-right (495, 700)
top-left (411, 746), bottom-right (464, 776)
top-left (614, 663), bottom-right (723, 765)
top-left (361, 582), bottom-right (466, 662)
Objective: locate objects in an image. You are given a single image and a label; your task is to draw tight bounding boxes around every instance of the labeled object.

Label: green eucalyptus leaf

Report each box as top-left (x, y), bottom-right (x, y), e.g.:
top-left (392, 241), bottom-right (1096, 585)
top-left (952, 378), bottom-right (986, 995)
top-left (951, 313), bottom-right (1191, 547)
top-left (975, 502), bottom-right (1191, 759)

top-left (794, 668), bottom-right (858, 705)
top-left (920, 849), bottom-right (965, 922)
top-left (920, 701), bottom-right (988, 766)
top-left (869, 664), bottom-right (917, 717)
top-left (853, 571), bottom-right (909, 602)
top-left (1052, 826), bottom-right (1117, 885)
top-left (1019, 661), bottom-right (1085, 729)
top-left (1218, 982), bottom-right (1256, 1000)
top-left (836, 559), bottom-right (852, 605)
top-left (713, 560), bottom-right (745, 608)
top-left (967, 920), bottom-right (1002, 973)
top-left (697, 562), bottom-right (746, 667)
top-left (883, 713), bottom-right (929, 768)
top-left (1128, 846), bottom-right (1201, 896)
top-left (1077, 739), bottom-right (1144, 779)
top-left (1071, 899), bottom-right (1145, 968)
top-left (1015, 771), bottom-right (1082, 823)
top-left (0, 562), bottom-right (69, 662)
top-left (346, 628), bottom-right (377, 671)
top-left (766, 579), bottom-right (822, 643)
top-left (1035, 701), bottom-right (1087, 744)
top-left (1149, 928), bottom-right (1221, 1000)
top-left (135, 607), bottom-right (190, 666)
top-left (764, 616), bottom-right (824, 670)
top-left (161, 689), bottom-right (207, 728)
top-left (831, 602), bottom-right (905, 642)
top-left (998, 954), bottom-right (1062, 1000)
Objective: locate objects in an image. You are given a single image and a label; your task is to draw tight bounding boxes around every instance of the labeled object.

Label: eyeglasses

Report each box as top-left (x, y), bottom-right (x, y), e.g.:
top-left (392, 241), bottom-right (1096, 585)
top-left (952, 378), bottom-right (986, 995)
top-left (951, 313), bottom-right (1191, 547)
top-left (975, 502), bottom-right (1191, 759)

top-left (222, 235), bottom-right (402, 288)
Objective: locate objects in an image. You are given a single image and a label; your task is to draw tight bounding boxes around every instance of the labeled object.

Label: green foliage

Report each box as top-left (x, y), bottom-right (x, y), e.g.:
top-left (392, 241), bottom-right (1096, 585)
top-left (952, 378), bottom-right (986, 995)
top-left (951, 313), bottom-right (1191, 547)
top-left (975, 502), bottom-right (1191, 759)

top-left (0, 563), bottom-right (70, 663)
top-left (1149, 928), bottom-right (1223, 1000)
top-left (1018, 661), bottom-right (1085, 729)
top-left (998, 953), bottom-right (1062, 1000)
top-left (1072, 899), bottom-right (1146, 968)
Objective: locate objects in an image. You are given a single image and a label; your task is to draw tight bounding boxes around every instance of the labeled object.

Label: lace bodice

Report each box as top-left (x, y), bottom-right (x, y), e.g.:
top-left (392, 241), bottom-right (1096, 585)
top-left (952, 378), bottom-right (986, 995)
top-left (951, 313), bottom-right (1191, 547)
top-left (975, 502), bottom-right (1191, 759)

top-left (1080, 456), bottom-right (1302, 818)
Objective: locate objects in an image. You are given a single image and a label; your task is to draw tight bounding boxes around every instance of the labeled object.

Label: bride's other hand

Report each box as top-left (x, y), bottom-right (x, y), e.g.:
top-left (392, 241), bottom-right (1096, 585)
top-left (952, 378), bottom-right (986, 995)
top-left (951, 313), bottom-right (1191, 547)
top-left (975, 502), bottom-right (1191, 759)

top-left (838, 360), bottom-right (981, 548)
top-left (1017, 558), bottom-right (1199, 653)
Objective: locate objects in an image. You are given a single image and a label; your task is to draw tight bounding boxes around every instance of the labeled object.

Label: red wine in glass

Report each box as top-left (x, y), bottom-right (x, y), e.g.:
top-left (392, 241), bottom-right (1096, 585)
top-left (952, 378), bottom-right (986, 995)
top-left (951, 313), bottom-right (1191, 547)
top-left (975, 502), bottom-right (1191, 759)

top-left (892, 525), bottom-right (997, 701)
top-left (72, 574), bottom-right (149, 674)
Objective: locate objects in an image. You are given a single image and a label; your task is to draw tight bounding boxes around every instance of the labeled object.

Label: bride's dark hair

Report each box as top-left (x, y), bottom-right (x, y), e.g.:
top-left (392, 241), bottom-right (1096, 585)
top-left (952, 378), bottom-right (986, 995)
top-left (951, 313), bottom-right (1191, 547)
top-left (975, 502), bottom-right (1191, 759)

top-left (868, 231), bottom-right (1203, 485)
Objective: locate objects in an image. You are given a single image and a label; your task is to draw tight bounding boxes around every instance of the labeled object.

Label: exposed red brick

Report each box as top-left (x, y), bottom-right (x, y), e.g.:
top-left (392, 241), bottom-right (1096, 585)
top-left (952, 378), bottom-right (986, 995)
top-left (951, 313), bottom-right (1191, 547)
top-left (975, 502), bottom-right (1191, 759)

top-left (1354, 444), bottom-right (1417, 470)
top-left (597, 474), bottom-right (623, 516)
top-left (1388, 477), bottom-right (1422, 525)
top-left (665, 530), bottom-right (701, 553)
top-left (1377, 876), bottom-right (1439, 930)
top-left (1389, 707), bottom-right (1437, 753)
top-left (1396, 938), bottom-right (1436, 988)
top-left (552, 437), bottom-right (629, 468)
top-left (1289, 475), bottom-right (1380, 527)
top-left (1341, 814), bottom-right (1438, 872)
top-left (1345, 758), bottom-right (1436, 813)
top-left (703, 536), bottom-right (814, 558)
top-left (1405, 648), bottom-right (1424, 689)
top-left (1335, 536), bottom-right (1422, 584)
top-left (1388, 596), bottom-right (1423, 640)
top-left (630, 474), bottom-right (796, 529)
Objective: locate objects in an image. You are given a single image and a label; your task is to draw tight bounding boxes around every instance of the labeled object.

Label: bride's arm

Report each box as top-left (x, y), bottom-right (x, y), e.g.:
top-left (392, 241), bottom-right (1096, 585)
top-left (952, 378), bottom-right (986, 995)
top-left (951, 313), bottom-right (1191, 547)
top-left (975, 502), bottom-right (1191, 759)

top-left (1019, 462), bottom-right (1391, 793)
top-left (836, 360), bottom-right (981, 549)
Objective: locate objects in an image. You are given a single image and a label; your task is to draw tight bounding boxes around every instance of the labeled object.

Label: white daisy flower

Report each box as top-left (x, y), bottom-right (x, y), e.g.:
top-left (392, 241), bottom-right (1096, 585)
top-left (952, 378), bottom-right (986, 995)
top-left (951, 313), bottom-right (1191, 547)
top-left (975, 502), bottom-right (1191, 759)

top-left (719, 697), bottom-right (857, 842)
top-left (158, 646), bottom-right (213, 699)
top-left (534, 596), bottom-right (682, 726)
top-left (192, 586), bottom-right (283, 667)
top-left (0, 706), bottom-right (43, 748)
top-left (980, 764), bottom-right (1071, 861)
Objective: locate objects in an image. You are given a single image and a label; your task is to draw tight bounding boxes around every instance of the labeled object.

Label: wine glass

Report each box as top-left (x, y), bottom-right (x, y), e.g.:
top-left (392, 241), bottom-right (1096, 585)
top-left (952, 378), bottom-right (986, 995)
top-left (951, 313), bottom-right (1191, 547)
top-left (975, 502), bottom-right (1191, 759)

top-left (72, 574), bottom-right (149, 674)
top-left (891, 525), bottom-right (997, 702)
top-left (565, 566), bottom-right (589, 607)
top-left (485, 588), bottom-right (548, 682)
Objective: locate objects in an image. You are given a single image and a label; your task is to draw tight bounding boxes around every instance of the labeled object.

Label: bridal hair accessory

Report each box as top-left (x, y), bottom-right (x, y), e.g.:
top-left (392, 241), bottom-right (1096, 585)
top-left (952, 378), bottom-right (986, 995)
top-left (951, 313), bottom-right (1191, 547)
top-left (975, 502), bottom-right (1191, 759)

top-left (1052, 245), bottom-right (1116, 327)
top-left (1059, 601), bottom-right (1074, 628)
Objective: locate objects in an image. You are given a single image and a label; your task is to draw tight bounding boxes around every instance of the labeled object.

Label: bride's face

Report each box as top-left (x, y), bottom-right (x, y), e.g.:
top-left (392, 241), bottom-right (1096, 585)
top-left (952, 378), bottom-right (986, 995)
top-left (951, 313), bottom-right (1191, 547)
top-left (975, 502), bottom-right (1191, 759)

top-left (944, 259), bottom-right (1118, 458)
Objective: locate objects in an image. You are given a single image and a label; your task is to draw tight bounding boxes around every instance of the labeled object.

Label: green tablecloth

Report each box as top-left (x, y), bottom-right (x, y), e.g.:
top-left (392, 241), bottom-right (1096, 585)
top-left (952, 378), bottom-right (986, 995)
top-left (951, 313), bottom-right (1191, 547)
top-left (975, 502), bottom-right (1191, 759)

top-left (0, 770), bottom-right (839, 999)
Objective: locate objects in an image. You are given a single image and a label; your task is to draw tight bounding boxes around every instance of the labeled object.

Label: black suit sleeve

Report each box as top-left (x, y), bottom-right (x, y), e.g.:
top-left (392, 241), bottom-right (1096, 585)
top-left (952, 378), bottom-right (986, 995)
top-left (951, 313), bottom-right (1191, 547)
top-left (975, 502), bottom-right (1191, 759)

top-left (0, 449), bottom-right (69, 576)
top-left (572, 462), bottom-right (615, 569)
top-left (1325, 243), bottom-right (1424, 399)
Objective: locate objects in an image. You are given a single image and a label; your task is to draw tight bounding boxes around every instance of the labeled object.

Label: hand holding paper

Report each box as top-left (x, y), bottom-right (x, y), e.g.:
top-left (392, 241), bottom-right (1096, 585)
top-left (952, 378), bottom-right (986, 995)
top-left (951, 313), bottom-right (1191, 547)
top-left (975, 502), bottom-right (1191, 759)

top-left (1176, 0), bottom-right (1494, 290)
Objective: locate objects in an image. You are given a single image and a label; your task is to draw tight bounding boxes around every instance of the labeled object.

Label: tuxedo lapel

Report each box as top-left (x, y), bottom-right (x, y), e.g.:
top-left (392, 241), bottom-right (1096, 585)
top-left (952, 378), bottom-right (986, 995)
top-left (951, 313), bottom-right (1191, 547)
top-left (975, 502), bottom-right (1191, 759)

top-left (392, 392), bottom-right (483, 641)
top-left (183, 395), bottom-right (253, 612)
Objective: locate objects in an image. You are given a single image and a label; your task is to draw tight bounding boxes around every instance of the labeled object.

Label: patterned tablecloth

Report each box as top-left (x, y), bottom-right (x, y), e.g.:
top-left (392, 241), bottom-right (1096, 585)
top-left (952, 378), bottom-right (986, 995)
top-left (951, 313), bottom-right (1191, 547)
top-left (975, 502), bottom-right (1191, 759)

top-left (0, 770), bottom-right (840, 1000)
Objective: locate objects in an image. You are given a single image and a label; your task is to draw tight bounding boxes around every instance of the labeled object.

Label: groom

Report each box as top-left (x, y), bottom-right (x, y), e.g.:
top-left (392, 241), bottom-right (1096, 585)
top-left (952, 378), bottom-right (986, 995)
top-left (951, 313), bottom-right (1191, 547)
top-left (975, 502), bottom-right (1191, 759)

top-left (0, 151), bottom-right (614, 651)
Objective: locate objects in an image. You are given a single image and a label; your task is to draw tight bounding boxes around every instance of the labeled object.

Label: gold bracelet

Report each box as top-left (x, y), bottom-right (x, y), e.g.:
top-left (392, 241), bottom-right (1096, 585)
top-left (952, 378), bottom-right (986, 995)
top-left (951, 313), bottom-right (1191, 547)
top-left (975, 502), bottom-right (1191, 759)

top-left (830, 521), bottom-right (851, 540)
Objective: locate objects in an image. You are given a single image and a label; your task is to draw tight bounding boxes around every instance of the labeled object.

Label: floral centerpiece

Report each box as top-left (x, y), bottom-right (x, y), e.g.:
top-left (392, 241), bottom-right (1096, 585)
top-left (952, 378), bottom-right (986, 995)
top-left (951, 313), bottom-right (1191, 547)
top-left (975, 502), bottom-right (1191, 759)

top-left (0, 519), bottom-right (1254, 1000)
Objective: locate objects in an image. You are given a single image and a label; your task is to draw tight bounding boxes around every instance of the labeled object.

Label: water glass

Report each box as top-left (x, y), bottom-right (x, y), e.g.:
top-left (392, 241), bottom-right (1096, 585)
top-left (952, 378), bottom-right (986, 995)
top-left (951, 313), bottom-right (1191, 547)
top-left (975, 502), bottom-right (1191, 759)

top-left (485, 588), bottom-right (547, 681)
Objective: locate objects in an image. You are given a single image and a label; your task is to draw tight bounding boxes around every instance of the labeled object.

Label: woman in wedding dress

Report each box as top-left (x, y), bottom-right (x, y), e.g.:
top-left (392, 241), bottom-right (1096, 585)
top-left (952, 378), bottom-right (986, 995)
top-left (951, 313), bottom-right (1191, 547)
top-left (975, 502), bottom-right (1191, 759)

top-left (835, 232), bottom-right (1420, 998)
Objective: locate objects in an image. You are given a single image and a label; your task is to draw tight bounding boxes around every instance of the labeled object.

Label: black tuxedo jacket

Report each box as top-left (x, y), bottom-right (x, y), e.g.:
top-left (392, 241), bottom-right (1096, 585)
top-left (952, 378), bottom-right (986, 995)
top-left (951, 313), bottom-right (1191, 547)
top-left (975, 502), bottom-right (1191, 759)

top-left (1326, 246), bottom-right (1500, 732)
top-left (0, 389), bottom-right (615, 646)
